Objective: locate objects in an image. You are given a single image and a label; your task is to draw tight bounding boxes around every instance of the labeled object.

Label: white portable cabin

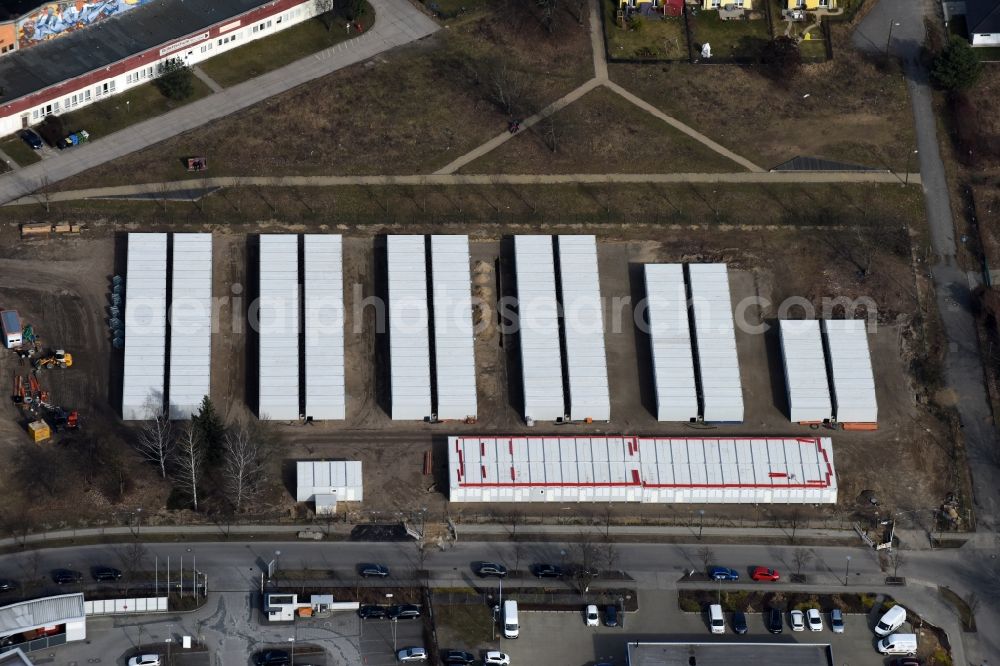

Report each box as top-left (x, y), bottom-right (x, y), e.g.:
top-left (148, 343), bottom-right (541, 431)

top-left (778, 320), bottom-right (832, 424)
top-left (688, 264), bottom-right (744, 423)
top-left (449, 435), bottom-right (837, 504)
top-left (303, 235), bottom-right (346, 420)
top-left (556, 235), bottom-right (610, 422)
top-left (822, 319), bottom-right (877, 426)
top-left (121, 233), bottom-right (168, 420)
top-left (168, 234), bottom-right (213, 419)
top-left (430, 235), bottom-right (478, 421)
top-left (295, 460), bottom-right (363, 503)
top-left (0, 310), bottom-right (21, 348)
top-left (514, 236), bottom-right (565, 422)
top-left (258, 235), bottom-right (301, 420)
top-left (644, 264), bottom-right (698, 422)
top-left (388, 235), bottom-right (432, 420)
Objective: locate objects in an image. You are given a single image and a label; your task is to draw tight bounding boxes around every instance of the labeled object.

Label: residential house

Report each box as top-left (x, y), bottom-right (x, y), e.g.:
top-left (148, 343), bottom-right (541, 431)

top-left (785, 0), bottom-right (838, 9)
top-left (619, 0), bottom-right (684, 15)
top-left (694, 0), bottom-right (754, 10)
top-left (966, 0), bottom-right (1000, 46)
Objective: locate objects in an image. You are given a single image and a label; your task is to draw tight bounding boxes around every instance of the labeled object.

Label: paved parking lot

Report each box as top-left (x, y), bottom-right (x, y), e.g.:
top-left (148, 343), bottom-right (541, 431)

top-left (497, 592), bottom-right (895, 666)
top-left (357, 616), bottom-right (425, 666)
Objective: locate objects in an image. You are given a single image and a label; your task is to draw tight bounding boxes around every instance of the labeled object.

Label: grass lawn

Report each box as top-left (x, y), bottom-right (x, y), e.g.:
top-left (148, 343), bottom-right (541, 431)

top-left (0, 136), bottom-right (42, 167)
top-left (462, 85), bottom-right (742, 173)
top-left (799, 36), bottom-right (828, 60)
top-left (199, 4), bottom-right (373, 88)
top-left (609, 41), bottom-right (915, 171)
top-left (434, 604), bottom-right (495, 648)
top-left (423, 0), bottom-right (491, 18)
top-left (604, 0), bottom-right (689, 61)
top-left (688, 11), bottom-right (772, 60)
top-left (55, 78), bottom-right (212, 141)
top-left (52, 4), bottom-right (594, 189)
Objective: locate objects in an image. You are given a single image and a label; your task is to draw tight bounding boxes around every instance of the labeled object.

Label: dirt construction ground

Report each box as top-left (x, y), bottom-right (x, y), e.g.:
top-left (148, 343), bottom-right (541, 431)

top-left (0, 224), bottom-right (952, 529)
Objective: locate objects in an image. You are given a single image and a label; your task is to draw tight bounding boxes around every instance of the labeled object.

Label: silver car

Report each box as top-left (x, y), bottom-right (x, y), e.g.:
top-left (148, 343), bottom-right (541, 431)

top-left (397, 647), bottom-right (427, 662)
top-left (830, 608), bottom-right (845, 634)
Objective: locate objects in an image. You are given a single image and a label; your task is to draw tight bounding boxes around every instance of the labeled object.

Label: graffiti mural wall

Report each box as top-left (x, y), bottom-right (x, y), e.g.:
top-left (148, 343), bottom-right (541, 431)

top-left (17, 0), bottom-right (157, 48)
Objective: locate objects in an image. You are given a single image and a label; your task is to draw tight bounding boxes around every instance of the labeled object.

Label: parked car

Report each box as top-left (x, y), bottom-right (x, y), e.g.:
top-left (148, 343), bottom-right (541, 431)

top-left (397, 647), bottom-right (427, 662)
top-left (0, 579), bottom-right (17, 593)
top-left (889, 659), bottom-right (920, 666)
top-left (732, 610), bottom-right (748, 635)
top-left (128, 656), bottom-right (161, 666)
top-left (709, 566), bottom-right (740, 581)
top-left (51, 569), bottom-right (83, 584)
top-left (750, 566), bottom-right (780, 582)
top-left (443, 651), bottom-right (476, 664)
top-left (604, 604), bottom-right (618, 627)
top-left (532, 563), bottom-right (564, 578)
top-left (358, 563), bottom-right (389, 578)
top-left (19, 129), bottom-right (43, 150)
top-left (93, 566), bottom-right (122, 582)
top-left (765, 607), bottom-right (783, 634)
top-left (358, 605), bottom-right (387, 620)
top-left (789, 609), bottom-right (805, 631)
top-left (475, 562), bottom-right (508, 578)
top-left (875, 605), bottom-right (908, 637)
top-left (254, 651), bottom-right (291, 666)
top-left (806, 608), bottom-right (823, 631)
top-left (388, 604), bottom-right (421, 620)
top-left (830, 608), bottom-right (845, 634)
top-left (484, 652), bottom-right (511, 665)
top-left (877, 633), bottom-right (918, 656)
top-left (585, 604), bottom-right (600, 627)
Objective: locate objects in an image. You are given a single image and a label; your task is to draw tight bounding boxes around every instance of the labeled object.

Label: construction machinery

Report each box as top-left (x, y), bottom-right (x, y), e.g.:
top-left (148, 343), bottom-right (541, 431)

top-left (33, 349), bottom-right (72, 370)
top-left (11, 374), bottom-right (25, 406)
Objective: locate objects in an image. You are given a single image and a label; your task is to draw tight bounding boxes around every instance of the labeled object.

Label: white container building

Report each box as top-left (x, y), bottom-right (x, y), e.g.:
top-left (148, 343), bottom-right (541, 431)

top-left (295, 460), bottom-right (363, 504)
top-left (688, 264), bottom-right (744, 423)
top-left (514, 236), bottom-right (565, 422)
top-left (644, 264), bottom-right (698, 422)
top-left (448, 436), bottom-right (838, 504)
top-left (556, 235), bottom-right (610, 422)
top-left (168, 234), bottom-right (213, 420)
top-left (430, 235), bottom-right (478, 421)
top-left (258, 235), bottom-right (300, 421)
top-left (303, 235), bottom-right (346, 420)
top-left (778, 320), bottom-right (833, 424)
top-left (388, 235), bottom-right (432, 420)
top-left (822, 319), bottom-right (878, 426)
top-left (122, 233), bottom-right (168, 420)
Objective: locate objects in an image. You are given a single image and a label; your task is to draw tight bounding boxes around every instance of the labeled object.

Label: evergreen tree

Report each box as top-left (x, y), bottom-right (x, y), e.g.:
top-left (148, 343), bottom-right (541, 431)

top-left (932, 36), bottom-right (983, 91)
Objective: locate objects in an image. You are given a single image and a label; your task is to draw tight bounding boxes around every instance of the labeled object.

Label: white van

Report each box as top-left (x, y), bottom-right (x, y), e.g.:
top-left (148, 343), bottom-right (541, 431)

top-left (874, 605), bottom-right (907, 636)
top-left (503, 600), bottom-right (519, 639)
top-left (709, 604), bottom-right (725, 634)
top-left (877, 633), bottom-right (917, 655)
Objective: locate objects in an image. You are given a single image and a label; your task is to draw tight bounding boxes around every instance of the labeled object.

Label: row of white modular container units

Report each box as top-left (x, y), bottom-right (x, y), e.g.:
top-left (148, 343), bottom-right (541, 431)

top-left (449, 436), bottom-right (837, 504)
top-left (778, 319), bottom-right (878, 426)
top-left (121, 233), bottom-right (212, 421)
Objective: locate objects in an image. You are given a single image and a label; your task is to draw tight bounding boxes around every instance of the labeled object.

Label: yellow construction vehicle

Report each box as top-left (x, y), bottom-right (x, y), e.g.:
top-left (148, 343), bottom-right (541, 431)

top-left (33, 349), bottom-right (72, 370)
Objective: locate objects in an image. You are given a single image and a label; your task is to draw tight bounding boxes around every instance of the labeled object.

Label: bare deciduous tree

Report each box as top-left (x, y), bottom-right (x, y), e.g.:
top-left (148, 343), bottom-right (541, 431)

top-left (117, 542), bottom-right (149, 596)
top-left (221, 420), bottom-right (267, 513)
top-left (174, 424), bottom-right (204, 512)
top-left (487, 60), bottom-right (529, 117)
top-left (506, 510), bottom-right (526, 541)
top-left (572, 534), bottom-right (600, 593)
top-left (537, 0), bottom-right (559, 33)
top-left (599, 538), bottom-right (620, 574)
top-left (889, 547), bottom-right (906, 577)
top-left (792, 547), bottom-right (813, 576)
top-left (135, 405), bottom-right (173, 478)
top-left (696, 546), bottom-right (716, 574)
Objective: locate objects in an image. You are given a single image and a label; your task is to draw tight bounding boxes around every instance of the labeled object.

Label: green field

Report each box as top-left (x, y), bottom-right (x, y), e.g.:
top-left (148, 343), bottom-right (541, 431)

top-left (0, 136), bottom-right (43, 168)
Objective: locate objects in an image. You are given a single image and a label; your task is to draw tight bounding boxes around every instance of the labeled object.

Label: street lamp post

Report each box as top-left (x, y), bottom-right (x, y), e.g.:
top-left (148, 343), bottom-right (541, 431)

top-left (698, 510), bottom-right (705, 540)
top-left (886, 21), bottom-right (901, 58)
top-left (844, 555), bottom-right (852, 586)
top-left (905, 149), bottom-right (919, 186)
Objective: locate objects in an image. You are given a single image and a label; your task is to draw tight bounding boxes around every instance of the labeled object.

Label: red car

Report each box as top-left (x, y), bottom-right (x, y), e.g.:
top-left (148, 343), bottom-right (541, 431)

top-left (751, 566), bottom-right (780, 581)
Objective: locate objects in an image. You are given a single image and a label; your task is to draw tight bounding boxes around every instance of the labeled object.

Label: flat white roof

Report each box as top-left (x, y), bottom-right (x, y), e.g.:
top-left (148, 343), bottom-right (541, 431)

top-left (644, 264), bottom-right (698, 422)
top-left (122, 233), bottom-right (168, 420)
top-left (431, 235), bottom-right (477, 420)
top-left (688, 264), bottom-right (743, 423)
top-left (449, 436), bottom-right (837, 504)
top-left (514, 236), bottom-right (565, 422)
top-left (295, 460), bottom-right (363, 502)
top-left (822, 319), bottom-right (877, 424)
top-left (0, 593), bottom-right (85, 637)
top-left (258, 235), bottom-right (300, 421)
top-left (779, 320), bottom-right (832, 423)
top-left (304, 235), bottom-right (345, 420)
top-left (168, 233), bottom-right (213, 420)
top-left (388, 235), bottom-right (432, 420)
top-left (557, 236), bottom-right (610, 422)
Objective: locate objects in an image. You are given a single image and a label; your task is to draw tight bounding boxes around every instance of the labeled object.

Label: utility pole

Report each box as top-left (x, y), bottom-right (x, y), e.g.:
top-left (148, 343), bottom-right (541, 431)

top-left (844, 555), bottom-right (851, 586)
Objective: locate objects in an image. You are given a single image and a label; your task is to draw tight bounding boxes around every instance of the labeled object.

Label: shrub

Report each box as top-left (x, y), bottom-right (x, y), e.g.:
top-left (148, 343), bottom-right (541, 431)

top-left (628, 14), bottom-right (644, 32)
top-left (931, 647), bottom-right (952, 665)
top-left (679, 595), bottom-right (702, 612)
top-left (155, 58), bottom-right (195, 100)
top-left (860, 594), bottom-right (877, 610)
top-left (932, 36), bottom-right (983, 90)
